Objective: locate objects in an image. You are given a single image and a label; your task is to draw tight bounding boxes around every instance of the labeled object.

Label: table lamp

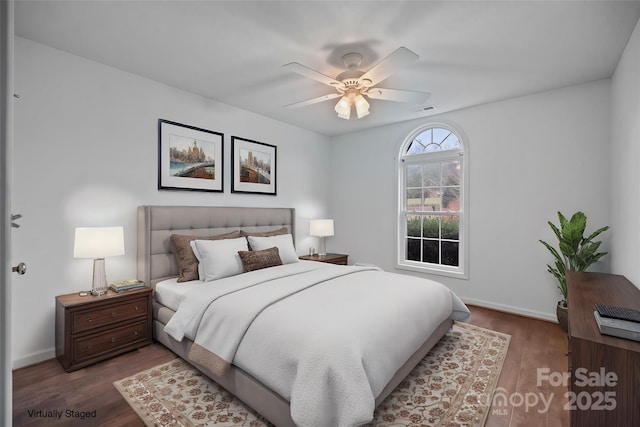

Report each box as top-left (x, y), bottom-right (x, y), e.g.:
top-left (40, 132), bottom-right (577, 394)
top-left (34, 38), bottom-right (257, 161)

top-left (74, 226), bottom-right (125, 296)
top-left (310, 219), bottom-right (334, 257)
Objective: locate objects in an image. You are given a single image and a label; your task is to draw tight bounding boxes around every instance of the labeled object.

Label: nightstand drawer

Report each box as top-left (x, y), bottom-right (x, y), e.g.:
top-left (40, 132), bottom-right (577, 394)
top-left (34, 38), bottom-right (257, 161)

top-left (72, 297), bottom-right (147, 333)
top-left (73, 320), bottom-right (149, 362)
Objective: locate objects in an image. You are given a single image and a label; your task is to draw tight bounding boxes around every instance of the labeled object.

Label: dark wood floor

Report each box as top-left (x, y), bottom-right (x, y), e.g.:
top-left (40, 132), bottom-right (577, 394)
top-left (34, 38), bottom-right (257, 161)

top-left (12, 305), bottom-right (569, 426)
top-left (469, 306), bottom-right (569, 427)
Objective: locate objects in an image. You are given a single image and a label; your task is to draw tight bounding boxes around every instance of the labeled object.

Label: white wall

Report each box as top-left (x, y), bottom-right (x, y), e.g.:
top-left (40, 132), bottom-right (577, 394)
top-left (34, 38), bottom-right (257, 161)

top-left (611, 18), bottom-right (640, 287)
top-left (330, 79), bottom-right (612, 320)
top-left (12, 29), bottom-right (632, 367)
top-left (11, 38), bottom-right (332, 368)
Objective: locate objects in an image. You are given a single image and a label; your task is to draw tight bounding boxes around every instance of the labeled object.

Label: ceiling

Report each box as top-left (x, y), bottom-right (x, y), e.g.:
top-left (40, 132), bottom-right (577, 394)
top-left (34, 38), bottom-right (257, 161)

top-left (14, 1), bottom-right (640, 137)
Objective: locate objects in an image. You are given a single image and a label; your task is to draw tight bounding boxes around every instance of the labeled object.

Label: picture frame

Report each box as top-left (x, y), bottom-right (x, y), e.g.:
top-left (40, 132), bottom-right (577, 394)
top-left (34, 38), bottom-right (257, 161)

top-left (158, 119), bottom-right (224, 192)
top-left (231, 136), bottom-right (277, 195)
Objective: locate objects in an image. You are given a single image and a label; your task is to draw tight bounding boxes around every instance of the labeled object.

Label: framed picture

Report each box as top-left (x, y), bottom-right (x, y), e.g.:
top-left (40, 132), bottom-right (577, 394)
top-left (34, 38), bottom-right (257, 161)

top-left (158, 119), bottom-right (224, 192)
top-left (231, 136), bottom-right (277, 195)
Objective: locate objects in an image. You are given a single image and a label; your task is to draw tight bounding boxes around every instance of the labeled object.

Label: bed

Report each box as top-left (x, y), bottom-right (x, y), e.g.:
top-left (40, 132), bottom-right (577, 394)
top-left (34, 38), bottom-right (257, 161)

top-left (137, 205), bottom-right (470, 426)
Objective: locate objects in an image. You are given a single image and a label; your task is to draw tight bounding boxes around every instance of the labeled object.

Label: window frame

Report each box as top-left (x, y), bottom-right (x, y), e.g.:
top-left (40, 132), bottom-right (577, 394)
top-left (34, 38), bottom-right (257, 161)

top-left (396, 122), bottom-right (469, 279)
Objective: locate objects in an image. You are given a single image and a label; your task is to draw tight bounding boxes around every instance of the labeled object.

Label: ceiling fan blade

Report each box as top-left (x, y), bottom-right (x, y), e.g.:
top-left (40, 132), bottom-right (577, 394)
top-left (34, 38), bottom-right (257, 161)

top-left (283, 62), bottom-right (342, 87)
top-left (283, 93), bottom-right (341, 109)
top-left (365, 88), bottom-right (431, 104)
top-left (360, 47), bottom-right (419, 87)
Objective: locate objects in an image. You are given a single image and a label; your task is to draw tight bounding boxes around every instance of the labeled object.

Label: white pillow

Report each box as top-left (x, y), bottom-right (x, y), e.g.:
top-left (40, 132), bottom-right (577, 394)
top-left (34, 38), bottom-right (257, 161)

top-left (189, 240), bottom-right (211, 280)
top-left (190, 237), bottom-right (248, 281)
top-left (247, 234), bottom-right (299, 264)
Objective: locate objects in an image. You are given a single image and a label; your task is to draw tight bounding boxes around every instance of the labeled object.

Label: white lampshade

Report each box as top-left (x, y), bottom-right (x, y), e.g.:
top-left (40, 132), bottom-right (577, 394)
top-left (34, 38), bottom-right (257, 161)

top-left (310, 219), bottom-right (334, 237)
top-left (310, 219), bottom-right (334, 257)
top-left (74, 226), bottom-right (124, 296)
top-left (74, 227), bottom-right (125, 258)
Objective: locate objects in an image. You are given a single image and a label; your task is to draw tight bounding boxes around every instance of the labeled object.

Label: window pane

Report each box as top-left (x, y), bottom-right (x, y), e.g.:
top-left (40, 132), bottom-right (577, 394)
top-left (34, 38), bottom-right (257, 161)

top-left (407, 238), bottom-right (421, 261)
top-left (442, 187), bottom-right (460, 211)
top-left (407, 215), bottom-right (421, 237)
top-left (422, 240), bottom-right (439, 263)
top-left (441, 241), bottom-right (459, 266)
top-left (406, 189), bottom-right (422, 211)
top-left (420, 129), bottom-right (432, 144)
top-left (423, 163), bottom-right (440, 186)
top-left (423, 188), bottom-right (441, 211)
top-left (442, 161), bottom-right (460, 186)
top-left (441, 133), bottom-right (461, 151)
top-left (406, 164), bottom-right (422, 187)
top-left (406, 140), bottom-right (425, 155)
top-left (441, 216), bottom-right (460, 240)
top-left (423, 215), bottom-right (439, 238)
top-left (433, 128), bottom-right (451, 144)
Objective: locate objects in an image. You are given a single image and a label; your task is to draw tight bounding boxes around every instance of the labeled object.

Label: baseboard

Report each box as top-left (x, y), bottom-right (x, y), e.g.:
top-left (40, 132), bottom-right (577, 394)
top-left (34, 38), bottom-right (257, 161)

top-left (462, 297), bottom-right (557, 323)
top-left (12, 348), bottom-right (55, 370)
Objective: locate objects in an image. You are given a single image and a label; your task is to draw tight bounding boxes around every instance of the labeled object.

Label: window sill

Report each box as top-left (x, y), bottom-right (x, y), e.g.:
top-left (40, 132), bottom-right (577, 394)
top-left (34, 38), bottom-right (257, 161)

top-left (396, 262), bottom-right (468, 280)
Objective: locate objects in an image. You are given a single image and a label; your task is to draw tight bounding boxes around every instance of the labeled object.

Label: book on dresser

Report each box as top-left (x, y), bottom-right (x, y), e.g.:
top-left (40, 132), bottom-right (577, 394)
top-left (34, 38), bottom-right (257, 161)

top-left (109, 279), bottom-right (145, 293)
top-left (593, 310), bottom-right (640, 342)
top-left (593, 303), bottom-right (640, 342)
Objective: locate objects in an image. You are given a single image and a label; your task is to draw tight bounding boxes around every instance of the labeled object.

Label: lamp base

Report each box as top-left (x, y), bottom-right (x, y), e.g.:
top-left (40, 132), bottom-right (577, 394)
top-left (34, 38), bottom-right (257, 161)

top-left (318, 237), bottom-right (327, 257)
top-left (91, 258), bottom-right (109, 296)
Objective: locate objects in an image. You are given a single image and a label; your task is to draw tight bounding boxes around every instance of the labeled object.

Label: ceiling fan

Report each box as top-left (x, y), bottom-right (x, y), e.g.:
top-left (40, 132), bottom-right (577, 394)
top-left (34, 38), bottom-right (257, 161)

top-left (283, 47), bottom-right (430, 120)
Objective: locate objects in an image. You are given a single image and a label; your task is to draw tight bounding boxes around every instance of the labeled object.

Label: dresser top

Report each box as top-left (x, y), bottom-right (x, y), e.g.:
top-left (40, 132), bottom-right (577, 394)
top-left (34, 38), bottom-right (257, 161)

top-left (567, 271), bottom-right (640, 352)
top-left (56, 287), bottom-right (152, 308)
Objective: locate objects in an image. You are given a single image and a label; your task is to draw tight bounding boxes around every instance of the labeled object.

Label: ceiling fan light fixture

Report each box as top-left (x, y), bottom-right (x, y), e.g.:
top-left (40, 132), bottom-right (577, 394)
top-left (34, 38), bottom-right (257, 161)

top-left (334, 96), bottom-right (351, 119)
top-left (284, 47), bottom-right (423, 121)
top-left (354, 94), bottom-right (370, 119)
top-left (334, 90), bottom-right (369, 120)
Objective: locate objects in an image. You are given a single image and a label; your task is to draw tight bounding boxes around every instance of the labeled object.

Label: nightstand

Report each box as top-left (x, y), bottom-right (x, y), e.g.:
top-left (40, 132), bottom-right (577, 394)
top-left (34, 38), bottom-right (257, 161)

top-left (55, 287), bottom-right (152, 372)
top-left (299, 253), bottom-right (349, 265)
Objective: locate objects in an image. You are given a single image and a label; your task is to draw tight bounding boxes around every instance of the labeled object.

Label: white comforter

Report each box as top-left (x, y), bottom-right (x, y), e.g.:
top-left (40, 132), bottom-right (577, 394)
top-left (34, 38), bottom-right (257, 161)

top-left (165, 261), bottom-right (470, 427)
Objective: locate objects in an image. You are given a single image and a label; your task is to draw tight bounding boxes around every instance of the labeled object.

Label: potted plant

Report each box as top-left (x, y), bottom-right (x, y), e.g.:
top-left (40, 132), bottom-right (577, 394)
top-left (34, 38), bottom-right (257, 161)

top-left (539, 211), bottom-right (609, 331)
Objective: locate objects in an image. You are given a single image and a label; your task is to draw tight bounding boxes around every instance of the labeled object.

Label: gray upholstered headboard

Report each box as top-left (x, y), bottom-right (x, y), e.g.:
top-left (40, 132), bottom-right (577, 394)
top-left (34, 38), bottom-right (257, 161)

top-left (137, 206), bottom-right (295, 287)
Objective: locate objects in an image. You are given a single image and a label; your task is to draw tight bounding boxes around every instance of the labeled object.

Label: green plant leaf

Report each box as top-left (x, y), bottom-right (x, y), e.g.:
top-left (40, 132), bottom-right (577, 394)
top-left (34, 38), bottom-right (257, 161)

top-left (584, 226), bottom-right (610, 243)
top-left (558, 211), bottom-right (568, 229)
top-left (540, 240), bottom-right (562, 263)
top-left (562, 213), bottom-right (586, 255)
top-left (540, 211), bottom-right (608, 306)
top-left (548, 221), bottom-right (562, 241)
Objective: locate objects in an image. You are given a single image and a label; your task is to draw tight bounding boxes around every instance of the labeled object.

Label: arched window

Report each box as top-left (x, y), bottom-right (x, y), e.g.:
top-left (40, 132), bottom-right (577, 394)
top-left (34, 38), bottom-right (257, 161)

top-left (397, 124), bottom-right (468, 278)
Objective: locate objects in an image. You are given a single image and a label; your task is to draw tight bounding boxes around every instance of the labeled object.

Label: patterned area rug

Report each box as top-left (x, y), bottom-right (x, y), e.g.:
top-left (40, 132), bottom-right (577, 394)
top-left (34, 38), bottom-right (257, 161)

top-left (114, 322), bottom-right (510, 427)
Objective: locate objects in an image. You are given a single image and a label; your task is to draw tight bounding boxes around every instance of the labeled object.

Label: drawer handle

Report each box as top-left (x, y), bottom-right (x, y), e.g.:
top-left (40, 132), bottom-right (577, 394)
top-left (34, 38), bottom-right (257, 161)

top-left (134, 306), bottom-right (139, 311)
top-left (87, 317), bottom-right (92, 323)
top-left (111, 312), bottom-right (117, 318)
top-left (133, 331), bottom-right (138, 336)
top-left (111, 337), bottom-right (116, 343)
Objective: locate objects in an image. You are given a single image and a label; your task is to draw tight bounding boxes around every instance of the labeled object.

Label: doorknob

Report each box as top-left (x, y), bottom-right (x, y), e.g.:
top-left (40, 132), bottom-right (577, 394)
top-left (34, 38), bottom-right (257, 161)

top-left (12, 263), bottom-right (26, 275)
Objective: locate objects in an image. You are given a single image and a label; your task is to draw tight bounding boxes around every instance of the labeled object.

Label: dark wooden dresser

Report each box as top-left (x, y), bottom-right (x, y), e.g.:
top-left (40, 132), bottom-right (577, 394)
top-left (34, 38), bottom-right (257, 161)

top-left (566, 271), bottom-right (640, 427)
top-left (55, 287), bottom-right (152, 372)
